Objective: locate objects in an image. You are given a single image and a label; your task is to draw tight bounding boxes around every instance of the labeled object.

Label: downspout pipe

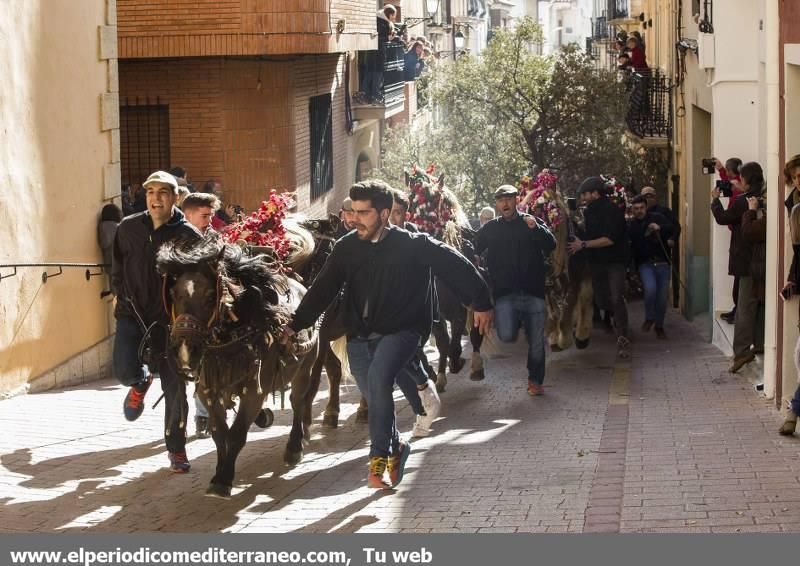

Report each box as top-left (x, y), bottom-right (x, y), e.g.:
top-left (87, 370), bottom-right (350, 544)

top-left (765, 0), bottom-right (782, 403)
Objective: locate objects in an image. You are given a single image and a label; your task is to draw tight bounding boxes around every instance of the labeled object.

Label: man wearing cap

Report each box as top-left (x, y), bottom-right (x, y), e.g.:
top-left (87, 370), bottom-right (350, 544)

top-left (335, 197), bottom-right (356, 239)
top-left (476, 184), bottom-right (556, 396)
top-left (111, 170), bottom-right (200, 473)
top-left (641, 186), bottom-right (680, 247)
top-left (568, 177), bottom-right (631, 359)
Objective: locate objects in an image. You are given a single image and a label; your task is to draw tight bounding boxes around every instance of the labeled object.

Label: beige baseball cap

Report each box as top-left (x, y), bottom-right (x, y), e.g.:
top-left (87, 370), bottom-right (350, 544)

top-left (640, 186), bottom-right (657, 196)
top-left (143, 171), bottom-right (179, 192)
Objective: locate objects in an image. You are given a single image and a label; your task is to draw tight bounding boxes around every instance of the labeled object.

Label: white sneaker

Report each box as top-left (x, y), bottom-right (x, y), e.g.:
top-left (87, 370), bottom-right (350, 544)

top-left (412, 415), bottom-right (432, 438)
top-left (418, 380), bottom-right (441, 420)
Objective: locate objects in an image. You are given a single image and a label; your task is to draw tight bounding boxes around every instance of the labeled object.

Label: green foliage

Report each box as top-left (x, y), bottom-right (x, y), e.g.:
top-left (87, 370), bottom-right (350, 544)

top-left (375, 17), bottom-right (667, 213)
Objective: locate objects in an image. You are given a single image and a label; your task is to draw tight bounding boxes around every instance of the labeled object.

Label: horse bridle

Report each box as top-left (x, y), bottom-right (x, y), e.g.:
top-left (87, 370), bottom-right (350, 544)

top-left (163, 270), bottom-right (224, 342)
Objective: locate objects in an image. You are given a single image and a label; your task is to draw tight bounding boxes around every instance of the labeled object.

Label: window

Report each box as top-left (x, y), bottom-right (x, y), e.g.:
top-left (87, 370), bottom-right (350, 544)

top-left (120, 99), bottom-right (170, 186)
top-left (309, 94), bottom-right (334, 200)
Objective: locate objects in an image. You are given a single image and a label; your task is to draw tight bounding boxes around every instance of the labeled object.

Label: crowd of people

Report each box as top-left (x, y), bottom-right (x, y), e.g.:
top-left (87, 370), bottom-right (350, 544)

top-left (615, 30), bottom-right (649, 74)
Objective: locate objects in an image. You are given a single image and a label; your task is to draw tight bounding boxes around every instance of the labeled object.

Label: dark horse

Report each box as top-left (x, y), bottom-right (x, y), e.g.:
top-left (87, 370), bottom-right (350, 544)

top-left (157, 234), bottom-right (319, 498)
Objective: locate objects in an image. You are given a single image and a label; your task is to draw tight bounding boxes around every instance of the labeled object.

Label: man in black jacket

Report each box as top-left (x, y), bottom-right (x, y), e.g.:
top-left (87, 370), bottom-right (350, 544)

top-left (282, 180), bottom-right (493, 489)
top-left (112, 170), bottom-right (200, 473)
top-left (628, 196), bottom-right (675, 338)
top-left (568, 177), bottom-right (631, 359)
top-left (476, 185), bottom-right (557, 396)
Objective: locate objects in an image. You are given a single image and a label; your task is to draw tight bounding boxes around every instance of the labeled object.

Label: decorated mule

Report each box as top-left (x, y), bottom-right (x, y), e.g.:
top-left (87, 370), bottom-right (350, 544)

top-left (157, 193), bottom-right (320, 498)
top-left (518, 171), bottom-right (593, 351)
top-left (406, 165), bottom-right (485, 390)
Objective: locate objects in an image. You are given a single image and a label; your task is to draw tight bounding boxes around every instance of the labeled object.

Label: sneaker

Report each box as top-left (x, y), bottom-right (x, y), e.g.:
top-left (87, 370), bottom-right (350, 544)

top-left (641, 320), bottom-right (654, 332)
top-left (367, 456), bottom-right (390, 489)
top-left (527, 382), bottom-right (544, 396)
top-left (412, 414), bottom-right (433, 438)
top-left (195, 416), bottom-right (210, 439)
top-left (387, 441), bottom-right (411, 487)
top-left (168, 451), bottom-right (191, 473)
top-left (418, 380), bottom-right (441, 421)
top-left (655, 327), bottom-right (667, 340)
top-left (123, 375), bottom-right (153, 421)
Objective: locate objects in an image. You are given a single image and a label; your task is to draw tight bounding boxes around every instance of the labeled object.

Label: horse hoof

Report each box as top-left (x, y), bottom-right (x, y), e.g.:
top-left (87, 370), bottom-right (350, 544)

top-left (436, 373), bottom-right (447, 393)
top-left (284, 449), bottom-right (303, 467)
top-left (550, 344), bottom-right (563, 352)
top-left (469, 369), bottom-right (485, 381)
top-left (322, 413), bottom-right (339, 428)
top-left (205, 483), bottom-right (232, 499)
top-left (575, 337), bottom-right (590, 350)
top-left (449, 357), bottom-right (466, 374)
top-left (355, 409), bottom-right (368, 424)
top-left (254, 408), bottom-right (274, 429)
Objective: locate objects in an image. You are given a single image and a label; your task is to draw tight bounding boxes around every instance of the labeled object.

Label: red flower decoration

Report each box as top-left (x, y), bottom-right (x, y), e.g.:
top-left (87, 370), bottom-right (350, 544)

top-left (222, 191), bottom-right (293, 262)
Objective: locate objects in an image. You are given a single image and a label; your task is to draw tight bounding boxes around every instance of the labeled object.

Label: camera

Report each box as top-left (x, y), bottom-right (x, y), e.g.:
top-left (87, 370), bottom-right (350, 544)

top-left (567, 197), bottom-right (578, 211)
top-left (232, 204), bottom-right (244, 215)
top-left (702, 158), bottom-right (716, 175)
top-left (715, 180), bottom-right (733, 198)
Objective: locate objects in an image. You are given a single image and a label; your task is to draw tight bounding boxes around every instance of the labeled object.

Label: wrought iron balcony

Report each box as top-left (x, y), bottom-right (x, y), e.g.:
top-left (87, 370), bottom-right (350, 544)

top-left (625, 70), bottom-right (673, 142)
top-left (353, 42), bottom-right (407, 120)
top-left (592, 17), bottom-right (609, 40)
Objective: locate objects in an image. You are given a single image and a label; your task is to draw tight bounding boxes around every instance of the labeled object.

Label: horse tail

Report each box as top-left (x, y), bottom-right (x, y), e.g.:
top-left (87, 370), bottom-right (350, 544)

top-left (330, 335), bottom-right (353, 383)
top-left (283, 215), bottom-right (316, 274)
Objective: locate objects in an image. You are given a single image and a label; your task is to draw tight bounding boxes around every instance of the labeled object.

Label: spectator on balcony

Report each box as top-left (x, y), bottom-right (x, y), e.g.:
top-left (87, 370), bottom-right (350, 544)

top-left (362, 5), bottom-right (397, 104)
top-left (631, 31), bottom-right (646, 51)
top-left (404, 41), bottom-right (424, 81)
top-left (713, 157), bottom-right (744, 324)
top-left (617, 53), bottom-right (632, 72)
top-left (626, 37), bottom-right (649, 73)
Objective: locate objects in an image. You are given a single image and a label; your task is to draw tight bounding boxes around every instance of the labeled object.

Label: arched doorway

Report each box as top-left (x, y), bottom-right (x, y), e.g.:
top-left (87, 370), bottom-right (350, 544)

top-left (355, 151), bottom-right (373, 182)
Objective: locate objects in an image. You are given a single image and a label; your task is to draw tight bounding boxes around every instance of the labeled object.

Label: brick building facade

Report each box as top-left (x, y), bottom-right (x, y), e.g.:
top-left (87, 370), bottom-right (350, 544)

top-left (117, 0), bottom-right (382, 215)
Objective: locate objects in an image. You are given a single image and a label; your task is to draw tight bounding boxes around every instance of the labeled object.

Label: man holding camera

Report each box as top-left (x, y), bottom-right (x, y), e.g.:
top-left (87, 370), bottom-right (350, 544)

top-left (712, 158), bottom-right (744, 323)
top-left (711, 161), bottom-right (766, 373)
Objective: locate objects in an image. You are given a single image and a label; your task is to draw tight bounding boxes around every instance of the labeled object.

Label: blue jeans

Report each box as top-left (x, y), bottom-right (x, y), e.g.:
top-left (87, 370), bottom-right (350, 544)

top-left (347, 331), bottom-right (420, 458)
top-left (639, 262), bottom-right (671, 329)
top-left (494, 293), bottom-right (546, 385)
top-left (112, 316), bottom-right (187, 453)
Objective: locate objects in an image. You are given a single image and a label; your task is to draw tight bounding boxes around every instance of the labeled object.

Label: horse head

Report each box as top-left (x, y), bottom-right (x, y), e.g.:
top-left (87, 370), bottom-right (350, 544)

top-left (156, 236), bottom-right (228, 375)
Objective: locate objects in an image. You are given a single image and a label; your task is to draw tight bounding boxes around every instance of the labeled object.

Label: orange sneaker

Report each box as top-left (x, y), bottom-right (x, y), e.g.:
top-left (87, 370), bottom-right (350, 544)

top-left (527, 382), bottom-right (544, 396)
top-left (387, 441), bottom-right (411, 487)
top-left (367, 456), bottom-right (390, 489)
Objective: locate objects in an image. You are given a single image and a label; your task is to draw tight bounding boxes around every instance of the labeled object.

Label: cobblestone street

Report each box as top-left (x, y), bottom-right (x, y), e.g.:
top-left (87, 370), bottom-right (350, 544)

top-left (2, 304), bottom-right (800, 533)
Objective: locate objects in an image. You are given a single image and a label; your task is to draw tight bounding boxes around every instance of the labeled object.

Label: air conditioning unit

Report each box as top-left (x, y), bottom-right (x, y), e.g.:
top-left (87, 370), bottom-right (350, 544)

top-left (697, 32), bottom-right (715, 69)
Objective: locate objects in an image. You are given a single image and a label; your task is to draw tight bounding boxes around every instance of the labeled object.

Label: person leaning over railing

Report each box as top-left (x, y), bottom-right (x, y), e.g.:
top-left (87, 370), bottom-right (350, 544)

top-left (779, 154), bottom-right (800, 435)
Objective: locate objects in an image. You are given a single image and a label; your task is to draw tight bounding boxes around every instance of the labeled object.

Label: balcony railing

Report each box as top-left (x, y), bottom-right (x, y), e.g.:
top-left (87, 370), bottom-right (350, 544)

top-left (353, 42), bottom-right (407, 119)
top-left (625, 70), bottom-right (672, 140)
top-left (382, 42), bottom-right (406, 108)
top-left (608, 0), bottom-right (629, 21)
top-left (592, 17), bottom-right (609, 40)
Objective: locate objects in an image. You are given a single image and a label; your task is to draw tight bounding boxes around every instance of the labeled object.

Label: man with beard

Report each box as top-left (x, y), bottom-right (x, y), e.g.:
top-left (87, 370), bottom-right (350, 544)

top-left (477, 185), bottom-right (556, 396)
top-left (568, 177), bottom-right (631, 359)
top-left (281, 180), bottom-right (493, 489)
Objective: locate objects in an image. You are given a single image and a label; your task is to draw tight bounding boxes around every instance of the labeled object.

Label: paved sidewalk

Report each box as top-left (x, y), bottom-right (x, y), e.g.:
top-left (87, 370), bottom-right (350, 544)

top-left (1, 304), bottom-right (798, 533)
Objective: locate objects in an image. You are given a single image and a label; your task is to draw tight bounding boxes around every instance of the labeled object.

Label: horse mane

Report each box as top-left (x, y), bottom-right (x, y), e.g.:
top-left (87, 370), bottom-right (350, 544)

top-left (157, 233), bottom-right (291, 327)
top-left (282, 214), bottom-right (317, 274)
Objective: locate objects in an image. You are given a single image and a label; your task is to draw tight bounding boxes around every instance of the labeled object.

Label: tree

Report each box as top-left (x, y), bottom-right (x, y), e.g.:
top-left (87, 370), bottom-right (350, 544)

top-left (376, 18), bottom-right (665, 213)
